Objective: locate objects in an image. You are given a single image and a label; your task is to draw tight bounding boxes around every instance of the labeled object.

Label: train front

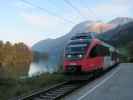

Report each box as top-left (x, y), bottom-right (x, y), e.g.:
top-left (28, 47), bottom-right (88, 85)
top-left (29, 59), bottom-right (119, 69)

top-left (63, 33), bottom-right (92, 74)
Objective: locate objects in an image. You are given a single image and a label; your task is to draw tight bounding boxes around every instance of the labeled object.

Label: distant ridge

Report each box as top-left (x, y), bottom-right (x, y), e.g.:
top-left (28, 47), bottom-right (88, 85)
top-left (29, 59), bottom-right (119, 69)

top-left (109, 17), bottom-right (133, 26)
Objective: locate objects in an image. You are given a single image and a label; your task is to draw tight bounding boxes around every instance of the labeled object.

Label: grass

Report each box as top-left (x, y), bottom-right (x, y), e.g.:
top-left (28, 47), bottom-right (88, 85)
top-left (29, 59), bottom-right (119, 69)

top-left (0, 73), bottom-right (66, 100)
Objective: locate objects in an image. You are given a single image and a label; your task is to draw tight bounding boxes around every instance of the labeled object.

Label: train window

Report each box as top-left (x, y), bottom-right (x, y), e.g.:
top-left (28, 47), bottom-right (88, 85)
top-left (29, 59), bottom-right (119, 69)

top-left (90, 46), bottom-right (98, 57)
top-left (71, 35), bottom-right (92, 40)
top-left (89, 45), bottom-right (110, 58)
top-left (96, 45), bottom-right (110, 56)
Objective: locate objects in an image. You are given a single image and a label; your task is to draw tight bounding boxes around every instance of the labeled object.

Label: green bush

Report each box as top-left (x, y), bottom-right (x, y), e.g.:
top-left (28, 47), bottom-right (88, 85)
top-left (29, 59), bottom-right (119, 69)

top-left (0, 73), bottom-right (65, 100)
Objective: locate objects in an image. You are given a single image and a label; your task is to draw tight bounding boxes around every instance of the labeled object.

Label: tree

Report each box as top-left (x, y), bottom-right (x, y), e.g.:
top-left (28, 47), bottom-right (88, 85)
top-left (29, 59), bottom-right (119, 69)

top-left (0, 41), bottom-right (33, 78)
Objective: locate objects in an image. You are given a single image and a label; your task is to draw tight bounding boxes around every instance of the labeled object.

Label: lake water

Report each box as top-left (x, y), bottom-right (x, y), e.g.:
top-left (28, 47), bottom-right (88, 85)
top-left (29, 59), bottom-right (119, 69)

top-left (28, 60), bottom-right (57, 77)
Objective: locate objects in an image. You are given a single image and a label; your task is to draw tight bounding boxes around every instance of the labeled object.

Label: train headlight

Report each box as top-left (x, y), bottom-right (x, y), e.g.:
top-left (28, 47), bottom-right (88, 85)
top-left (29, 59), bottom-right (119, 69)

top-left (67, 55), bottom-right (72, 58)
top-left (78, 54), bottom-right (83, 58)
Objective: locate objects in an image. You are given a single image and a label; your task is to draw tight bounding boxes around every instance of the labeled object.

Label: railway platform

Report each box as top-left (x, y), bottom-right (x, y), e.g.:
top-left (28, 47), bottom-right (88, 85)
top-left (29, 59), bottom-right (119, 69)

top-left (64, 63), bottom-right (133, 100)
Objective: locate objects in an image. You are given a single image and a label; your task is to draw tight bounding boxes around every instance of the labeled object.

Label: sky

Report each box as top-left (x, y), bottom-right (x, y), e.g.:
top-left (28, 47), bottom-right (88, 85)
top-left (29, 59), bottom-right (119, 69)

top-left (0, 0), bottom-right (132, 46)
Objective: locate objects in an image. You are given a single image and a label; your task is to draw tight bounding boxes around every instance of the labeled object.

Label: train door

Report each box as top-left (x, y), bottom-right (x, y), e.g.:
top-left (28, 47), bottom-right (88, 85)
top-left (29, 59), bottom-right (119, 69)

top-left (90, 44), bottom-right (111, 69)
top-left (99, 46), bottom-right (112, 69)
top-left (87, 45), bottom-right (103, 70)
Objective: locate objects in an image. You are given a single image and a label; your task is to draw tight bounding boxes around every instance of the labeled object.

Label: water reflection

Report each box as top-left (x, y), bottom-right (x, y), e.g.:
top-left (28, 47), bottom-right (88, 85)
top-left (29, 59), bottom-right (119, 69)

top-left (28, 58), bottom-right (59, 77)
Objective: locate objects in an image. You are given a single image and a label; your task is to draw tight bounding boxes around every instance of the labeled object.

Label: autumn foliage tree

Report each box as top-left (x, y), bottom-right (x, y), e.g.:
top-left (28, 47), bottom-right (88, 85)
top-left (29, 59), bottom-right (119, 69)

top-left (0, 41), bottom-right (33, 78)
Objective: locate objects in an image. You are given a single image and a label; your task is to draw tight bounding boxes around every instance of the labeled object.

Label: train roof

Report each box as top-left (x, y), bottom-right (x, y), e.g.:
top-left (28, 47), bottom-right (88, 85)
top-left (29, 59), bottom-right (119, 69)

top-left (68, 32), bottom-right (120, 53)
top-left (92, 38), bottom-right (117, 51)
top-left (71, 32), bottom-right (97, 40)
top-left (75, 32), bottom-right (97, 36)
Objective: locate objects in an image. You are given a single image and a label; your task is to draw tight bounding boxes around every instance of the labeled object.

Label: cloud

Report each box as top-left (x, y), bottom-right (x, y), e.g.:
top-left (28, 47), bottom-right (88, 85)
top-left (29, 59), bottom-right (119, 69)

top-left (90, 0), bottom-right (132, 22)
top-left (20, 12), bottom-right (77, 40)
top-left (21, 13), bottom-right (56, 27)
top-left (1, 29), bottom-right (57, 47)
top-left (0, 31), bottom-right (34, 47)
top-left (15, 0), bottom-right (133, 46)
top-left (112, 0), bottom-right (132, 6)
top-left (14, 0), bottom-right (35, 12)
top-left (19, 0), bottom-right (133, 30)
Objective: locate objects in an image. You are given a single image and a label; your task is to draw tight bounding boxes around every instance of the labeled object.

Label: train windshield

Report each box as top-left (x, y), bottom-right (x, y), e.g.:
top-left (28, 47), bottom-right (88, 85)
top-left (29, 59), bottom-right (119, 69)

top-left (71, 35), bottom-right (92, 40)
top-left (66, 44), bottom-right (87, 53)
top-left (66, 40), bottom-right (90, 53)
top-left (65, 40), bottom-right (90, 60)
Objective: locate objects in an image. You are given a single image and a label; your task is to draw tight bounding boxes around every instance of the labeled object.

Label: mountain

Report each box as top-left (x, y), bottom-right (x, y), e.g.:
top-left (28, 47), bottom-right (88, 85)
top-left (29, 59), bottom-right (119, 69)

top-left (31, 21), bottom-right (113, 75)
top-left (98, 17), bottom-right (133, 46)
top-left (30, 17), bottom-right (133, 75)
top-left (32, 21), bottom-right (114, 53)
top-left (109, 17), bottom-right (133, 26)
top-left (32, 21), bottom-right (93, 52)
top-left (31, 21), bottom-right (96, 74)
top-left (32, 21), bottom-right (114, 52)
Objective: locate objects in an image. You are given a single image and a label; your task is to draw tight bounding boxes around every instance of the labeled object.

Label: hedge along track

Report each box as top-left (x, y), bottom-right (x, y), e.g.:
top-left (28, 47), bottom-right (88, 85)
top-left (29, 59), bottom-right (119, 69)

top-left (14, 74), bottom-right (102, 100)
top-left (13, 80), bottom-right (88, 100)
top-left (12, 64), bottom-right (118, 100)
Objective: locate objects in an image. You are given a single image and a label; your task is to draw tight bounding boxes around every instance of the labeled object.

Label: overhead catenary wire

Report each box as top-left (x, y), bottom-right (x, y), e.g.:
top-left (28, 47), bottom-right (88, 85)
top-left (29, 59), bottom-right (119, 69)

top-left (78, 0), bottom-right (100, 20)
top-left (63, 0), bottom-right (85, 18)
top-left (20, 0), bottom-right (75, 24)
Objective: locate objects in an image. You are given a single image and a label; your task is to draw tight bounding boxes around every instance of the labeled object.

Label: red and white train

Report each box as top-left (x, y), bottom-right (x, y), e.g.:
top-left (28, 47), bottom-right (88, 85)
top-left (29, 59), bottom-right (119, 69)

top-left (63, 32), bottom-right (120, 74)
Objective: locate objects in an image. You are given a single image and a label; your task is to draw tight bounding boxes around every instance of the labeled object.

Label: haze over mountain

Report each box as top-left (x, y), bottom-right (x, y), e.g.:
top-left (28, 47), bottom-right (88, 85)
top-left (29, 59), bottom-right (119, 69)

top-left (29, 17), bottom-right (133, 76)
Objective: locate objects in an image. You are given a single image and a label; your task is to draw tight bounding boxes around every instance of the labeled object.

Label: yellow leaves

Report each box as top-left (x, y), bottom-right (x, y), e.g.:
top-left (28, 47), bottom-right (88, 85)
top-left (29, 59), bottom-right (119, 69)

top-left (0, 41), bottom-right (33, 78)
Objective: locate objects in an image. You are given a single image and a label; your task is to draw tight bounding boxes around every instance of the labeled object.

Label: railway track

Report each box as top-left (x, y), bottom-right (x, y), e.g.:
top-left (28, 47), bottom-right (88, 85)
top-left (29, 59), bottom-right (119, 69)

top-left (12, 64), bottom-right (118, 100)
top-left (13, 80), bottom-right (88, 100)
